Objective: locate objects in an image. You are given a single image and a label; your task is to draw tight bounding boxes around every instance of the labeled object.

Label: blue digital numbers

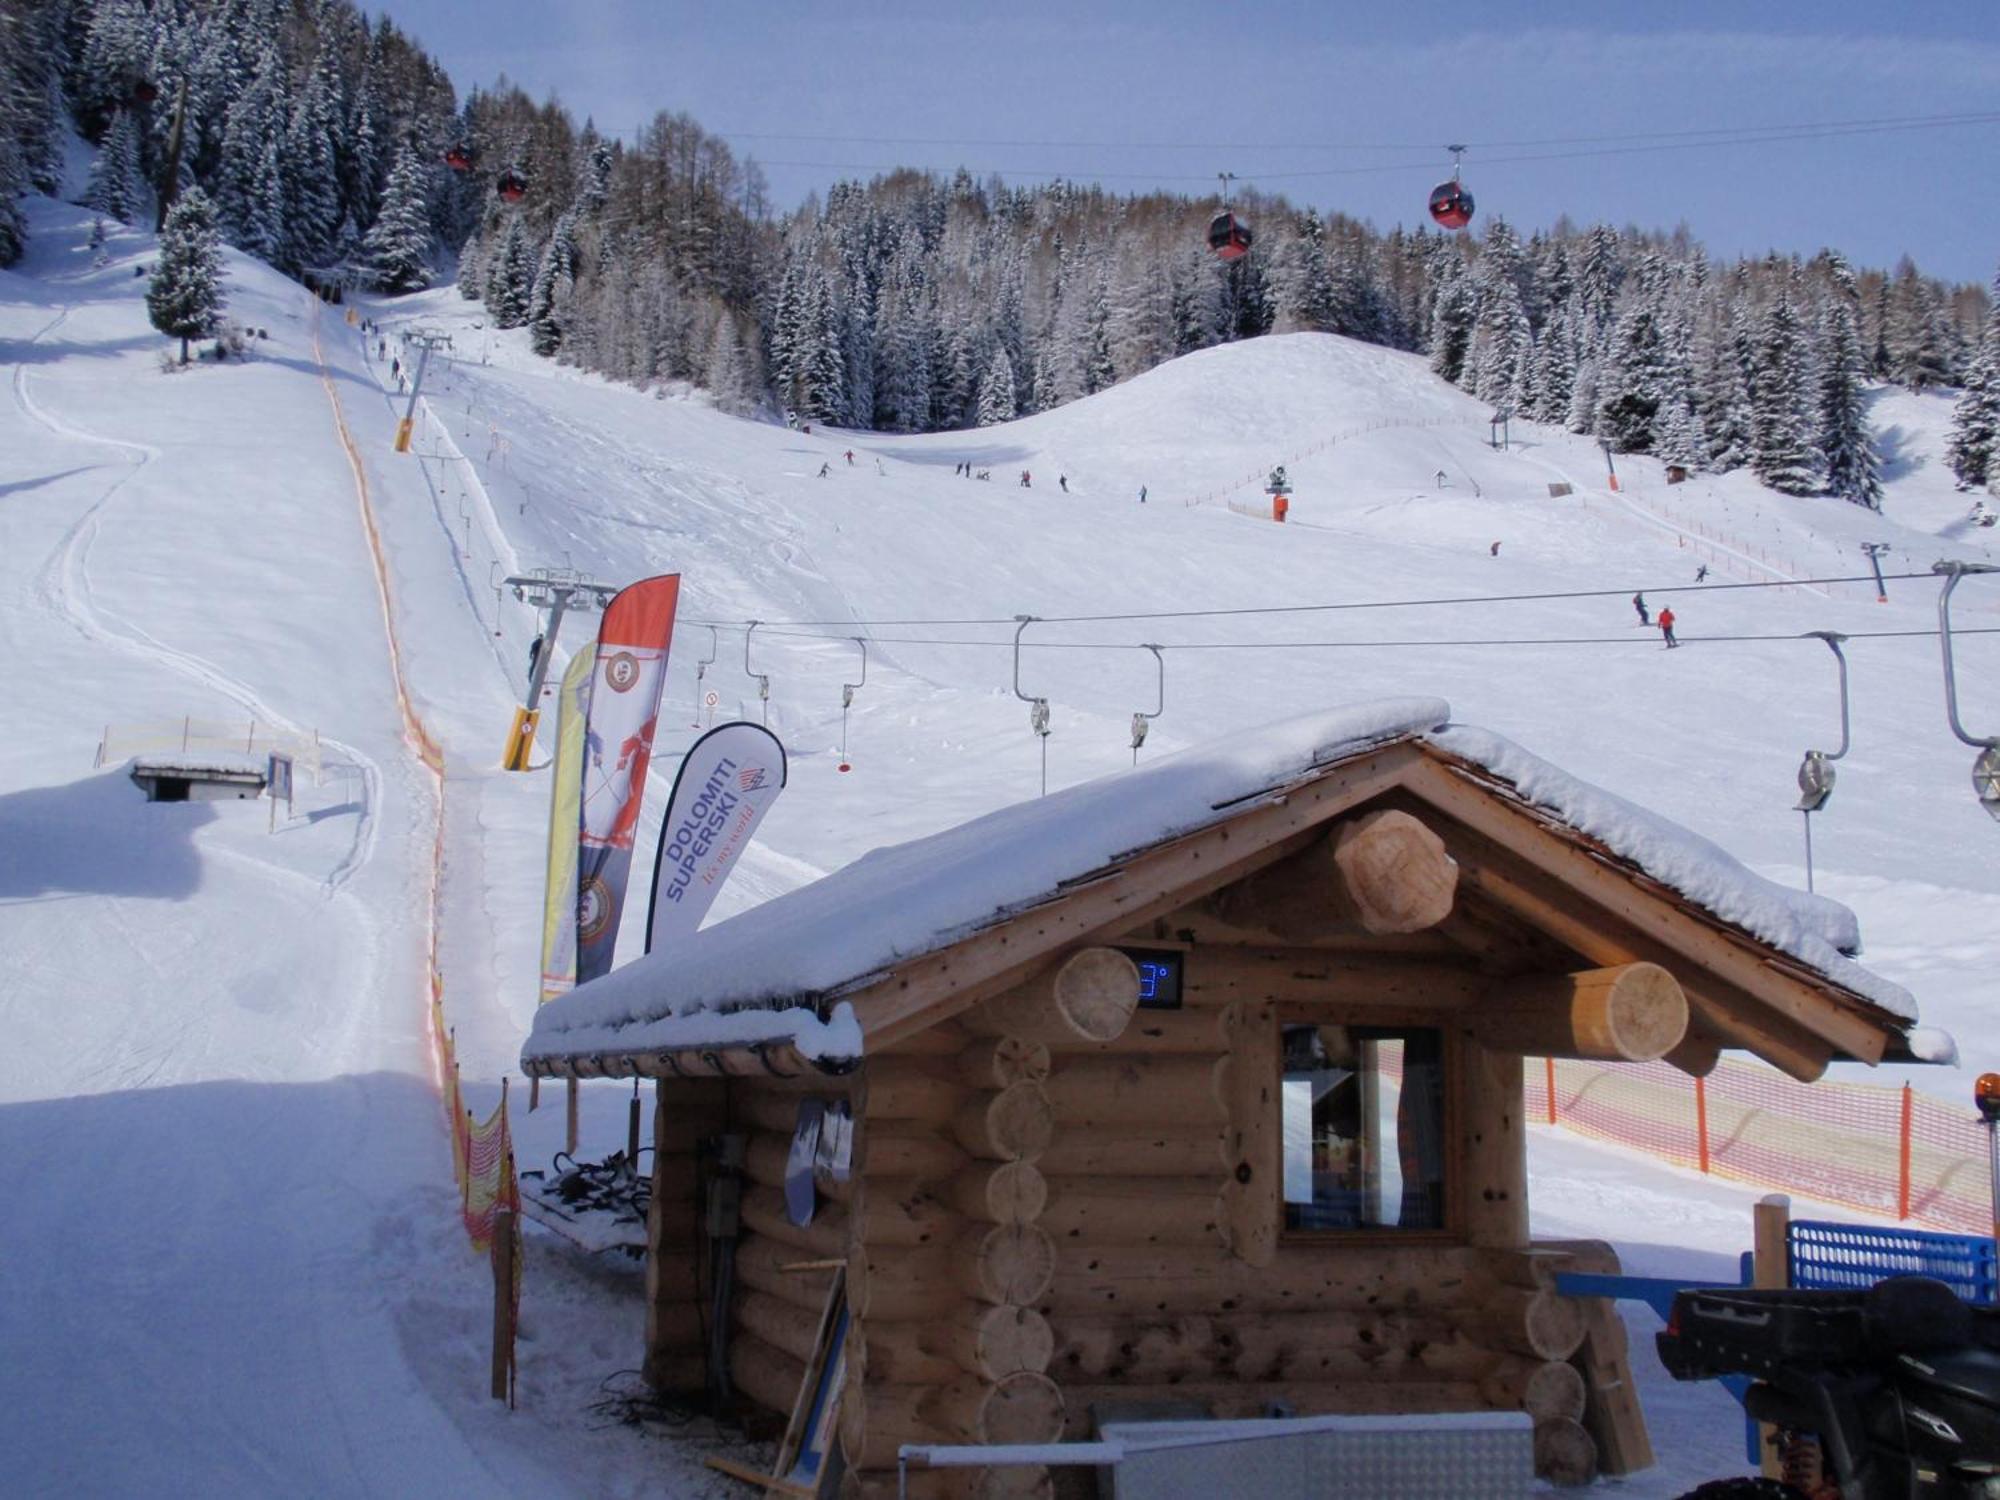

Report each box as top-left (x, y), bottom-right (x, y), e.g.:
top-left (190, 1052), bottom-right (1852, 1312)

top-left (1121, 948), bottom-right (1183, 1010)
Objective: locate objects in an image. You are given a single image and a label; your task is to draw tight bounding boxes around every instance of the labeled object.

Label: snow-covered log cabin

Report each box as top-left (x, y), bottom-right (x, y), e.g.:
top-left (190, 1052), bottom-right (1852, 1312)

top-left (521, 698), bottom-right (1938, 1498)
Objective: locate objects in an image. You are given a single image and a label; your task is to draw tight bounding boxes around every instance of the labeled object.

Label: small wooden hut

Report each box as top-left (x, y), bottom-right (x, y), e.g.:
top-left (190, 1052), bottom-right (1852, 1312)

top-left (523, 700), bottom-right (1929, 1498)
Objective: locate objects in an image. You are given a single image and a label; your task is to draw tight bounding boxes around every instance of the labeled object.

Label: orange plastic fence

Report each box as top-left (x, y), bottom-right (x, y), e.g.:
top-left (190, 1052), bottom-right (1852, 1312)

top-left (1524, 1055), bottom-right (1991, 1235)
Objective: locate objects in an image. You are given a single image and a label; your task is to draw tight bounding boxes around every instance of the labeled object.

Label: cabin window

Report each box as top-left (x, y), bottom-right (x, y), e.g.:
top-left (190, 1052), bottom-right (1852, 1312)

top-left (1280, 1025), bottom-right (1447, 1232)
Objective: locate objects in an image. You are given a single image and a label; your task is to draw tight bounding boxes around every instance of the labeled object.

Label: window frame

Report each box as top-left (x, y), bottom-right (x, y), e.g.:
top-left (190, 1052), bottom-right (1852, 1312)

top-left (1272, 1006), bottom-right (1464, 1245)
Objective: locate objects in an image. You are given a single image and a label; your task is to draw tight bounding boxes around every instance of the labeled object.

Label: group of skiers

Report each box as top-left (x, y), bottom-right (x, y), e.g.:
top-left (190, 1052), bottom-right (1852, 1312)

top-left (1632, 593), bottom-right (1678, 648)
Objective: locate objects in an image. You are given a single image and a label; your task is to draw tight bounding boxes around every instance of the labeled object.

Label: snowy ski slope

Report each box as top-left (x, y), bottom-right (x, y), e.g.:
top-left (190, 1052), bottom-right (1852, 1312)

top-left (2, 195), bottom-right (1995, 1495)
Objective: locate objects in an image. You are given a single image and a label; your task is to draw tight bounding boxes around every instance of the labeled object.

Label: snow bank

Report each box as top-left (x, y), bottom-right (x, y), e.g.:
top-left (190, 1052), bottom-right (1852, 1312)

top-left (1430, 726), bottom-right (1915, 1021)
top-left (526, 697), bottom-right (1918, 1068)
top-left (523, 698), bottom-right (1451, 1064)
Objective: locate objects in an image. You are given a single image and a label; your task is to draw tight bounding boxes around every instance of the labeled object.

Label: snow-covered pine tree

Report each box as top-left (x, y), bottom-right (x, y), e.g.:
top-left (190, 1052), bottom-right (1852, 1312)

top-left (455, 230), bottom-right (485, 300)
top-left (526, 209), bottom-right (578, 352)
top-left (1426, 262), bottom-right (1474, 386)
top-left (1566, 355), bottom-right (1600, 435)
top-left (1655, 392), bottom-right (1706, 473)
top-left (281, 42), bottom-right (345, 274)
top-left (1594, 259), bottom-right (1674, 452)
top-left (147, 185), bottom-right (225, 364)
top-left (485, 215), bottom-right (533, 327)
top-left (1526, 304), bottom-right (1578, 424)
top-left (84, 107), bottom-right (146, 224)
top-left (1885, 257), bottom-right (1952, 391)
top-left (1946, 268), bottom-right (2000, 491)
top-left (1749, 293), bottom-right (1822, 494)
top-left (1697, 315), bottom-right (1755, 473)
top-left (1817, 283), bottom-right (1882, 509)
top-left (975, 346), bottom-right (1016, 426)
top-left (363, 144), bottom-right (434, 294)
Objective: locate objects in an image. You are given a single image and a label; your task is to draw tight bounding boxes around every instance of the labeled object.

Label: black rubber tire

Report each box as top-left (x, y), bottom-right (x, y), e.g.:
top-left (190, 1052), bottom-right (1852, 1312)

top-left (1671, 1481), bottom-right (1801, 1500)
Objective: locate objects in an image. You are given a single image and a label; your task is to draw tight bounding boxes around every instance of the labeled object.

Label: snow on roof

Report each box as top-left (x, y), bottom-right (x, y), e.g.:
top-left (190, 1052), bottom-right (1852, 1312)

top-left (524, 698), bottom-right (1450, 1066)
top-left (1426, 727), bottom-right (1914, 1023)
top-left (523, 698), bottom-right (1917, 1069)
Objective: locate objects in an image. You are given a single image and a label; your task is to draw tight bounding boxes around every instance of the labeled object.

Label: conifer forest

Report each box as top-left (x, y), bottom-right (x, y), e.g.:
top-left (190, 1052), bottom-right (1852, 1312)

top-left (4, 0), bottom-right (1996, 504)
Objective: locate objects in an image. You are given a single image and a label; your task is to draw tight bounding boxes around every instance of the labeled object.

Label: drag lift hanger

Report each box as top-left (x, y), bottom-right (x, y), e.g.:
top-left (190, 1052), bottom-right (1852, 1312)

top-left (838, 637), bottom-right (867, 773)
top-left (1130, 644), bottom-right (1164, 766)
top-left (1934, 561), bottom-right (2000, 820)
top-left (691, 625), bottom-right (718, 728)
top-left (745, 620), bottom-right (771, 728)
top-left (1792, 631), bottom-right (1850, 892)
top-left (1013, 615), bottom-right (1051, 796)
top-left (1429, 145), bottom-right (1475, 231)
top-left (1207, 172), bottom-right (1253, 262)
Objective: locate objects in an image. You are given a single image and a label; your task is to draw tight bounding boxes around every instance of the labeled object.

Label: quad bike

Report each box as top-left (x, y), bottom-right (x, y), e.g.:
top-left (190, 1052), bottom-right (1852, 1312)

top-left (1657, 1276), bottom-right (2000, 1498)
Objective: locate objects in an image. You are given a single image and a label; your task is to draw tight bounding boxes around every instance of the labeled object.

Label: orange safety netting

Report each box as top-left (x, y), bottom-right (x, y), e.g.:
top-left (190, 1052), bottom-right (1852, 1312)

top-left (1525, 1055), bottom-right (1992, 1235)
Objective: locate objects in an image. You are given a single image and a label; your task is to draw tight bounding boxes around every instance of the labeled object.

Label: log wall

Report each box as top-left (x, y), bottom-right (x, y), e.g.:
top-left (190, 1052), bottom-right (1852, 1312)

top-left (676, 936), bottom-right (1647, 1495)
top-left (643, 1077), bottom-right (729, 1393)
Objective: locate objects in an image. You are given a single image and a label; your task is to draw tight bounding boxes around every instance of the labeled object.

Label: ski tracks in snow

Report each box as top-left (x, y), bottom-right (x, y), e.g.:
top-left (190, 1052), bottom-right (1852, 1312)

top-left (9, 330), bottom-right (382, 895)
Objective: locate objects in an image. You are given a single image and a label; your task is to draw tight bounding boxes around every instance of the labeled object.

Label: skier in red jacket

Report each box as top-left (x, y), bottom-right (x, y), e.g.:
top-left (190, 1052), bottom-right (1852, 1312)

top-left (1658, 607), bottom-right (1678, 648)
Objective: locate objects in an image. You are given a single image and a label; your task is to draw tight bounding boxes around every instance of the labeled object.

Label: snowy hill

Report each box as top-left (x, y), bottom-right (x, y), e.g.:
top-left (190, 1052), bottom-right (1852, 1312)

top-left (3, 195), bottom-right (1997, 1496)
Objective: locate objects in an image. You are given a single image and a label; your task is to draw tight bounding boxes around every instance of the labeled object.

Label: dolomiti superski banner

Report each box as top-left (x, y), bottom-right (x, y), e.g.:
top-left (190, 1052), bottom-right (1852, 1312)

top-left (537, 641), bottom-right (597, 1003)
top-left (645, 722), bottom-right (788, 953)
top-left (574, 574), bottom-right (681, 985)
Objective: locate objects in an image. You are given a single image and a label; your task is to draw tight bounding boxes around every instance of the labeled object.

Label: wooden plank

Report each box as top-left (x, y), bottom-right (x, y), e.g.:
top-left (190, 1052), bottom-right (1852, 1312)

top-left (851, 746), bottom-right (1425, 1051)
top-left (1183, 948), bottom-right (1487, 1010)
top-left (1570, 1297), bottom-right (1654, 1476)
top-left (1401, 757), bottom-right (1892, 1068)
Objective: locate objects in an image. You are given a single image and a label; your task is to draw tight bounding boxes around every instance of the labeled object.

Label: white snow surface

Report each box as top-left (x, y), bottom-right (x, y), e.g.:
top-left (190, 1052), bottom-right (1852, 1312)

top-left (528, 701), bottom-right (1917, 1067)
top-left (5, 188), bottom-right (1997, 1497)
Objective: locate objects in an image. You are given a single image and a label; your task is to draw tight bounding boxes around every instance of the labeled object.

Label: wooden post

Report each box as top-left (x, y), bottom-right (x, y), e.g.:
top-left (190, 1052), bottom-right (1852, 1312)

top-left (1695, 1073), bottom-right (1711, 1175)
top-left (566, 1076), bottom-right (580, 1155)
top-left (1462, 1042), bottom-right (1529, 1248)
top-left (1544, 1056), bottom-right (1558, 1125)
top-left (1898, 1083), bottom-right (1913, 1221)
top-left (628, 1079), bottom-right (642, 1164)
top-left (491, 1206), bottom-right (516, 1403)
top-left (1753, 1194), bottom-right (1791, 1478)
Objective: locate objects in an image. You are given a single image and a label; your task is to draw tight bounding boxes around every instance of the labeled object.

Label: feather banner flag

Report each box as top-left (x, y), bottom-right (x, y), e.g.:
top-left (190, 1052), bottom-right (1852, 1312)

top-left (574, 574), bottom-right (681, 985)
top-left (537, 641), bottom-right (597, 1003)
top-left (645, 722), bottom-right (788, 953)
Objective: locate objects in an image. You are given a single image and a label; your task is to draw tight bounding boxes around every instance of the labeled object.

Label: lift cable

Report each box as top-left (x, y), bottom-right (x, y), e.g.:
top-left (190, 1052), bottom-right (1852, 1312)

top-left (683, 570), bottom-right (1939, 635)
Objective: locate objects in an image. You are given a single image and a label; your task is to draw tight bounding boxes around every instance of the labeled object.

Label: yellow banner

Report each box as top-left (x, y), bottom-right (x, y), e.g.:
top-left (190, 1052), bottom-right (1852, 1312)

top-left (538, 644), bottom-right (596, 1003)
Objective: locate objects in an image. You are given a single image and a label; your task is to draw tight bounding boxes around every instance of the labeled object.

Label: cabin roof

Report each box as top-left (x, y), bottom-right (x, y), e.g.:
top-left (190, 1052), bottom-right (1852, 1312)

top-left (522, 698), bottom-right (1938, 1082)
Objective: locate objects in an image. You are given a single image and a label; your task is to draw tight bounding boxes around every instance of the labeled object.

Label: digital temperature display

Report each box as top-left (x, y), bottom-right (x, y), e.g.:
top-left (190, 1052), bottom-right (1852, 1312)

top-left (1120, 948), bottom-right (1184, 1010)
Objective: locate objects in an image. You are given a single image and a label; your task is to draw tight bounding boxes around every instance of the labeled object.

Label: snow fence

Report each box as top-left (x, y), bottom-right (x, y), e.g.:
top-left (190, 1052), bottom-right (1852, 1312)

top-left (1525, 1055), bottom-right (1990, 1234)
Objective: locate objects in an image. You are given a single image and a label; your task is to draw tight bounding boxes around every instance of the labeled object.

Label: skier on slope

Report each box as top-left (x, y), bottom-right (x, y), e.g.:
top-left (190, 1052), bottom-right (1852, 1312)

top-left (1059, 475), bottom-right (1068, 493)
top-left (1632, 593), bottom-right (1650, 625)
top-left (1658, 606), bottom-right (1678, 648)
top-left (1694, 565), bottom-right (1709, 583)
top-left (845, 450), bottom-right (854, 465)
top-left (818, 462), bottom-right (831, 478)
top-left (1139, 485), bottom-right (1147, 504)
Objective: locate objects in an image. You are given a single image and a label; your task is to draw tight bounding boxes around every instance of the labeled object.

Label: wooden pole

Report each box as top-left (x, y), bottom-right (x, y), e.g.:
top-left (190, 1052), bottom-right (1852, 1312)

top-left (1695, 1073), bottom-right (1711, 1174)
top-left (491, 1206), bottom-right (516, 1403)
top-left (566, 1077), bottom-right (579, 1156)
top-left (1897, 1083), bottom-right (1913, 1221)
top-left (1754, 1194), bottom-right (1791, 1477)
top-left (627, 1079), bottom-right (642, 1164)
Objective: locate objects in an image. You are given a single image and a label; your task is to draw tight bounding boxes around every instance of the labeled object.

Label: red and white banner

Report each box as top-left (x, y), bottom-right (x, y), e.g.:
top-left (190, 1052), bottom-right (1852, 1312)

top-left (575, 574), bottom-right (681, 984)
top-left (645, 722), bottom-right (787, 952)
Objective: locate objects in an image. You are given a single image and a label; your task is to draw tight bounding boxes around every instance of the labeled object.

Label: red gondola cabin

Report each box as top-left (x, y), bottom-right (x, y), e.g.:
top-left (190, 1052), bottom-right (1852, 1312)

top-left (497, 171), bottom-right (527, 204)
top-left (444, 146), bottom-right (472, 173)
top-left (1429, 180), bottom-right (1475, 231)
top-left (1207, 211), bottom-right (1253, 262)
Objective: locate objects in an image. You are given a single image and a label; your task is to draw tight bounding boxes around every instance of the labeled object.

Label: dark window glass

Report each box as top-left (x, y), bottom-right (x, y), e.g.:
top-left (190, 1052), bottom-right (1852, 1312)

top-left (1281, 1025), bottom-right (1446, 1231)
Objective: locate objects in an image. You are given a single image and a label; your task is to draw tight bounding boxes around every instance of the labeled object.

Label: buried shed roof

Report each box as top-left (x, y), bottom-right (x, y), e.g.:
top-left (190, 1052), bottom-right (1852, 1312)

top-left (522, 698), bottom-right (1941, 1081)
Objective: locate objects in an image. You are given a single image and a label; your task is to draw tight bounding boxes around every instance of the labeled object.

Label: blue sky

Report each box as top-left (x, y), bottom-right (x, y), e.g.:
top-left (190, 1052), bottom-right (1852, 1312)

top-left (389, 1), bottom-right (2000, 283)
